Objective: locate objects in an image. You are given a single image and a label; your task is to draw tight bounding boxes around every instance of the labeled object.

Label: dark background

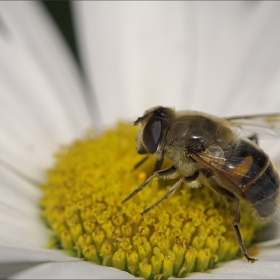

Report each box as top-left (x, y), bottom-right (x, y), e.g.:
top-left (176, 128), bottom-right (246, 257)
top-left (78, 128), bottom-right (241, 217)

top-left (42, 1), bottom-right (80, 66)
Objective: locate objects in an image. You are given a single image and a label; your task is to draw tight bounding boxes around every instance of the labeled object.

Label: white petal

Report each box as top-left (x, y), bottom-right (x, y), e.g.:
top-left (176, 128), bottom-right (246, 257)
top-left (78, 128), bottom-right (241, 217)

top-left (0, 246), bottom-right (79, 263)
top-left (73, 1), bottom-right (195, 126)
top-left (0, 165), bottom-right (48, 248)
top-left (0, 2), bottom-right (93, 181)
top-left (74, 1), bottom-right (280, 124)
top-left (9, 261), bottom-right (137, 279)
top-left (189, 246), bottom-right (280, 279)
top-left (6, 245), bottom-right (280, 279)
top-left (1, 2), bottom-right (280, 279)
top-left (0, 246), bottom-right (80, 279)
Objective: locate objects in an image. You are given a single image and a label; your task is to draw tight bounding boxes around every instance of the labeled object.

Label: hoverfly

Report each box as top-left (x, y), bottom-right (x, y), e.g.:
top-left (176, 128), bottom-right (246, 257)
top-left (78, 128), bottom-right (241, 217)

top-left (122, 106), bottom-right (280, 262)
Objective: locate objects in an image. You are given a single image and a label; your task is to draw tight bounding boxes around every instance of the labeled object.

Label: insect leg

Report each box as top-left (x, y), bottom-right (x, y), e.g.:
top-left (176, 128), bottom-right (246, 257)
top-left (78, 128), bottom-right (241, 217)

top-left (201, 168), bottom-right (213, 178)
top-left (132, 156), bottom-right (149, 170)
top-left (185, 170), bottom-right (200, 181)
top-left (122, 165), bottom-right (177, 204)
top-left (248, 134), bottom-right (259, 145)
top-left (232, 198), bottom-right (257, 263)
top-left (132, 156), bottom-right (164, 172)
top-left (153, 157), bottom-right (164, 172)
top-left (141, 171), bottom-right (200, 216)
top-left (141, 177), bottom-right (185, 216)
top-left (209, 182), bottom-right (257, 263)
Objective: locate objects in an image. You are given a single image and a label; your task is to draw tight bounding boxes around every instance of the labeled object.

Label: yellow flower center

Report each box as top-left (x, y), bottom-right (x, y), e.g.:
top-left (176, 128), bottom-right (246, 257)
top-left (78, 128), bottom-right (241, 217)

top-left (41, 123), bottom-right (261, 279)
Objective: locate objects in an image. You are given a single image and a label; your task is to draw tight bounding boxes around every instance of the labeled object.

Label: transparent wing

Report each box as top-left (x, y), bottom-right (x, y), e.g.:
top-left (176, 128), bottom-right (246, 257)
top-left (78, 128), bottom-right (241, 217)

top-left (225, 113), bottom-right (280, 138)
top-left (192, 152), bottom-right (268, 191)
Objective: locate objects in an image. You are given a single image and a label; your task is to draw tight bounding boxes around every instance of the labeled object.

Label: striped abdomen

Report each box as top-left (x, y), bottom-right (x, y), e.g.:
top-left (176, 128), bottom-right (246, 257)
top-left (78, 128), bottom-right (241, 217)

top-left (225, 139), bottom-right (280, 219)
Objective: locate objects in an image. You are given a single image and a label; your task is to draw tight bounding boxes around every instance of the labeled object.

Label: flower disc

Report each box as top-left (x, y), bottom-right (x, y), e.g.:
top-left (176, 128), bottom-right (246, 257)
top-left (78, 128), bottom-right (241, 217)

top-left (40, 123), bottom-right (261, 279)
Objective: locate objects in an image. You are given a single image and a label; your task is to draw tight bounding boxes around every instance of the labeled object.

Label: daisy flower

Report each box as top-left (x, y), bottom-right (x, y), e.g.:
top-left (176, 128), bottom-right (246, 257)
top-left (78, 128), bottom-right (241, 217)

top-left (1, 1), bottom-right (280, 279)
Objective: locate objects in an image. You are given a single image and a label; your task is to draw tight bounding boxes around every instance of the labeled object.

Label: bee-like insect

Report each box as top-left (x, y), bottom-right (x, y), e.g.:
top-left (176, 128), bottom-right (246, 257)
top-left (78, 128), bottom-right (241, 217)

top-left (122, 106), bottom-right (280, 262)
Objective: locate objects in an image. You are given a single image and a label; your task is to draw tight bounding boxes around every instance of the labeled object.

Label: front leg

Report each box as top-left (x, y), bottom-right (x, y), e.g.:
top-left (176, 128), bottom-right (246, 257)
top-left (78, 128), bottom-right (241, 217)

top-left (153, 157), bottom-right (164, 172)
top-left (132, 156), bottom-right (164, 172)
top-left (122, 165), bottom-right (178, 204)
top-left (141, 171), bottom-right (199, 215)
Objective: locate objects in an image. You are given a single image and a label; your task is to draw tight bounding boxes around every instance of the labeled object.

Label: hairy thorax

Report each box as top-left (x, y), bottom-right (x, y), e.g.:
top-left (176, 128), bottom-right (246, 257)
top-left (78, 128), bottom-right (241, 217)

top-left (163, 135), bottom-right (200, 177)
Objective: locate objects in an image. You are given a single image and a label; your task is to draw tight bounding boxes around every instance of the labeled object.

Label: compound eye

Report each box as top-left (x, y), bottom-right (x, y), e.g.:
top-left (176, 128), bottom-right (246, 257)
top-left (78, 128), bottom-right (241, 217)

top-left (143, 118), bottom-right (162, 154)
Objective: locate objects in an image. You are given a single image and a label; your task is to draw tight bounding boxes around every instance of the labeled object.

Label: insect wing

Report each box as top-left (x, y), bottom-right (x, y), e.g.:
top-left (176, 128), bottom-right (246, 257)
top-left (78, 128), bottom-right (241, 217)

top-left (192, 151), bottom-right (258, 191)
top-left (226, 114), bottom-right (280, 138)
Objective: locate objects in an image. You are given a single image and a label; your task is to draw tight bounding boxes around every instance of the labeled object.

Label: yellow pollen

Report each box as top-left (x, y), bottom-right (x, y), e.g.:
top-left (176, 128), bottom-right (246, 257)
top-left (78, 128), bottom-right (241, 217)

top-left (40, 123), bottom-right (261, 279)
